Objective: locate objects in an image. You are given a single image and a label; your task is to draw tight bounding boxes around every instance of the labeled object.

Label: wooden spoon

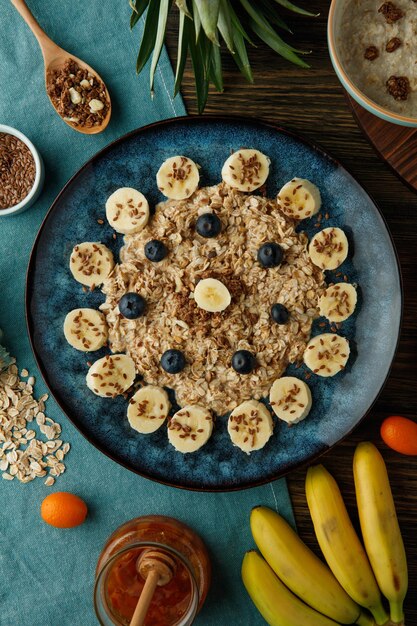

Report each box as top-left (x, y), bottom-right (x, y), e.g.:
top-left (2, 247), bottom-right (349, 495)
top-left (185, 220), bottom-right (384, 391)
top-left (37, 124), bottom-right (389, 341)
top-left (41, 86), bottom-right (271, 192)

top-left (10, 0), bottom-right (111, 134)
top-left (130, 549), bottom-right (177, 626)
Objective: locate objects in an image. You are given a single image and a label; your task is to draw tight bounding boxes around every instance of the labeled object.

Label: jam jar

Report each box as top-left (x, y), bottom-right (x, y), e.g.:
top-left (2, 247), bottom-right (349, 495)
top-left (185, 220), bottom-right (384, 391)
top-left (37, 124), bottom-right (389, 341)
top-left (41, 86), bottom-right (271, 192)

top-left (94, 515), bottom-right (211, 626)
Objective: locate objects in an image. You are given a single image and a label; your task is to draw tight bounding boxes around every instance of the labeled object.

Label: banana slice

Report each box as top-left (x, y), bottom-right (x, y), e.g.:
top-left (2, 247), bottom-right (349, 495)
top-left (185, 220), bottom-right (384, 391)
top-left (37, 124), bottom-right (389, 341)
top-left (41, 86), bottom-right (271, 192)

top-left (304, 333), bottom-right (350, 377)
top-left (194, 278), bottom-right (231, 313)
top-left (127, 385), bottom-right (170, 434)
top-left (156, 156), bottom-right (200, 200)
top-left (319, 283), bottom-right (358, 323)
top-left (277, 178), bottom-right (321, 220)
top-left (221, 149), bottom-right (270, 192)
top-left (105, 187), bottom-right (150, 235)
top-left (228, 400), bottom-right (273, 454)
top-left (269, 376), bottom-right (312, 424)
top-left (167, 405), bottom-right (213, 453)
top-left (70, 242), bottom-right (114, 288)
top-left (86, 354), bottom-right (136, 397)
top-left (309, 227), bottom-right (349, 270)
top-left (63, 308), bottom-right (108, 352)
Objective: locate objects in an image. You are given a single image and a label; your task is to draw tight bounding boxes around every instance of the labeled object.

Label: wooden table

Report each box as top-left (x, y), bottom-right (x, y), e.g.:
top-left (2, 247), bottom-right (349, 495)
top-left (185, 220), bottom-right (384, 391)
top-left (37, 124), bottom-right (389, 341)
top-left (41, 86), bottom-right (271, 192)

top-left (166, 1), bottom-right (417, 620)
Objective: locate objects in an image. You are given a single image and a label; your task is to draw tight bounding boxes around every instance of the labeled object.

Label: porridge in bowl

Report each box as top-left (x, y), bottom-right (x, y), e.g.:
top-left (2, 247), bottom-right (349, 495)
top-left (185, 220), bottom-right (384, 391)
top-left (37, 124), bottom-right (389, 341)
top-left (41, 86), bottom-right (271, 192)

top-left (339, 0), bottom-right (417, 116)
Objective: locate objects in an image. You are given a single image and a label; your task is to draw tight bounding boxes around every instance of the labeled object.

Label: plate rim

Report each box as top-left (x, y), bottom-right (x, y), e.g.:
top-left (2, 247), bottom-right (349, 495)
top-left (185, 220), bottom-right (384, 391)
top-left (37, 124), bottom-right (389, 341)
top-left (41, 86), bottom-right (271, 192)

top-left (25, 114), bottom-right (404, 492)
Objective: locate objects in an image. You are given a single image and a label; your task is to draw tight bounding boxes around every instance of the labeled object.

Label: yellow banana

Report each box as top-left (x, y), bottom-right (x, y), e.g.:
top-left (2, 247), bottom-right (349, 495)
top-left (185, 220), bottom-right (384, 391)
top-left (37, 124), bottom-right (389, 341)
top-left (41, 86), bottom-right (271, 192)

top-left (242, 550), bottom-right (341, 626)
top-left (250, 506), bottom-right (374, 626)
top-left (306, 465), bottom-right (389, 626)
top-left (353, 442), bottom-right (408, 624)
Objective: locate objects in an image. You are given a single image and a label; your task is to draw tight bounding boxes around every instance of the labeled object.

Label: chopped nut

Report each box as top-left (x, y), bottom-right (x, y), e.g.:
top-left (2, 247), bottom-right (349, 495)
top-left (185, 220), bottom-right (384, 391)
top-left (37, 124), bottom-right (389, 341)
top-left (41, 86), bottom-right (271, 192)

top-left (386, 75), bottom-right (410, 101)
top-left (386, 37), bottom-right (402, 53)
top-left (89, 98), bottom-right (104, 113)
top-left (364, 46), bottom-right (379, 61)
top-left (69, 87), bottom-right (82, 104)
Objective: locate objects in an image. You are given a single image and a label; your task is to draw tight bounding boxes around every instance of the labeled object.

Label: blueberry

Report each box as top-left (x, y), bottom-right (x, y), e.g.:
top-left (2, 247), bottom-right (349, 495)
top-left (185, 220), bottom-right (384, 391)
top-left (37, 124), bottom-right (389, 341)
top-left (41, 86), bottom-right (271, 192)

top-left (271, 303), bottom-right (290, 324)
top-left (161, 349), bottom-right (186, 374)
top-left (257, 242), bottom-right (284, 268)
top-left (232, 350), bottom-right (256, 374)
top-left (119, 293), bottom-right (146, 319)
top-left (196, 213), bottom-right (222, 238)
top-left (145, 240), bottom-right (168, 262)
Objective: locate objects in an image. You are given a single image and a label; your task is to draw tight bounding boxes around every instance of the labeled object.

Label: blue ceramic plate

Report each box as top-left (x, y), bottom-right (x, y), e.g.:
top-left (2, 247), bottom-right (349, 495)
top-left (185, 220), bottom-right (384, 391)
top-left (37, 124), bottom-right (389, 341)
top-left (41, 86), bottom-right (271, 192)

top-left (26, 116), bottom-right (402, 491)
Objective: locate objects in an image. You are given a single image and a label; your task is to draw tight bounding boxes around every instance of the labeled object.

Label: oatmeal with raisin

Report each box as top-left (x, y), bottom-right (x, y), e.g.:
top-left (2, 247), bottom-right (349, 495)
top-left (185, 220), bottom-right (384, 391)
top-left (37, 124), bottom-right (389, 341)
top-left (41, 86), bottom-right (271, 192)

top-left (339, 0), bottom-right (417, 115)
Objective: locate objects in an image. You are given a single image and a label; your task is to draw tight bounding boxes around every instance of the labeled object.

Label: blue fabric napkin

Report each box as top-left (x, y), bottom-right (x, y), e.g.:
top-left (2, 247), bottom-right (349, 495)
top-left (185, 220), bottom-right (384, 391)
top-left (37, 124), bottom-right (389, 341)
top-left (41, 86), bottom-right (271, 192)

top-left (0, 2), bottom-right (294, 624)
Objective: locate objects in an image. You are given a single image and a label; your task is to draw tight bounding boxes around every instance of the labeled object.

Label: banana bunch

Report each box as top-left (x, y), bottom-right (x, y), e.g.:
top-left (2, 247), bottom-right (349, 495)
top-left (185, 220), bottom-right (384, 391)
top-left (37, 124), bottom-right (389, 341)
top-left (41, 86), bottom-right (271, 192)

top-left (242, 442), bottom-right (407, 626)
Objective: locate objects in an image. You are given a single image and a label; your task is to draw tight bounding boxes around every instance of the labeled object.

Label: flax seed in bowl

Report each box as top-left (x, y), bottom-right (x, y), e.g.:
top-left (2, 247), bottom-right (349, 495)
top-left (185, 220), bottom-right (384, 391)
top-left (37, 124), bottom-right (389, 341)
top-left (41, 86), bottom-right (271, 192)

top-left (0, 124), bottom-right (44, 216)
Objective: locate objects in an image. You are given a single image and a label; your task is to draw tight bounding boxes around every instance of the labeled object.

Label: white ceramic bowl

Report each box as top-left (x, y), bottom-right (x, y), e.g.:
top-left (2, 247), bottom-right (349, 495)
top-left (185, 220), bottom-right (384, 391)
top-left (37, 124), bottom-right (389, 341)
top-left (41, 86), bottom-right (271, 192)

top-left (328, 0), bottom-right (417, 128)
top-left (0, 124), bottom-right (45, 216)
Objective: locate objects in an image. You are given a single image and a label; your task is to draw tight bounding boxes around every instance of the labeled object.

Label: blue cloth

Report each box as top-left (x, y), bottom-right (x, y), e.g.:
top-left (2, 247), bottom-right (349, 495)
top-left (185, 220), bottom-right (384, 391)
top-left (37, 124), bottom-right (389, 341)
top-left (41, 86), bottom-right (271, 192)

top-left (0, 2), bottom-right (294, 624)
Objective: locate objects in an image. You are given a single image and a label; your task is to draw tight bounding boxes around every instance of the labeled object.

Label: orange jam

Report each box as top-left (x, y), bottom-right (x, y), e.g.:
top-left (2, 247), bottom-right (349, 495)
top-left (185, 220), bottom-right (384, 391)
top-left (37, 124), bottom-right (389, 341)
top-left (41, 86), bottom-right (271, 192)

top-left (106, 547), bottom-right (193, 625)
top-left (95, 516), bottom-right (211, 626)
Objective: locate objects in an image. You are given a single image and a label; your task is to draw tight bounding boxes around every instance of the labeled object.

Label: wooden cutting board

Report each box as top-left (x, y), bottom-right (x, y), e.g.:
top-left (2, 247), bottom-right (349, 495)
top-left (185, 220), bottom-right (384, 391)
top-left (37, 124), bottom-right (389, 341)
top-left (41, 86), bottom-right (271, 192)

top-left (346, 93), bottom-right (417, 192)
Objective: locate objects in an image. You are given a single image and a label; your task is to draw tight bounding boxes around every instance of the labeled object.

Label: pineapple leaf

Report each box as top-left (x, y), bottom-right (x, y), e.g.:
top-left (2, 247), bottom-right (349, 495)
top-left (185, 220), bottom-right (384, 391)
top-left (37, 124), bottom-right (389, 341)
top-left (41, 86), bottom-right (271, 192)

top-left (238, 0), bottom-right (278, 37)
top-left (175, 0), bottom-right (191, 18)
top-left (228, 2), bottom-right (255, 45)
top-left (193, 0), bottom-right (221, 45)
top-left (272, 0), bottom-right (319, 17)
top-left (136, 0), bottom-right (161, 74)
top-left (174, 9), bottom-right (189, 96)
top-left (192, 0), bottom-right (202, 42)
top-left (150, 0), bottom-right (173, 93)
top-left (188, 30), bottom-right (210, 113)
top-left (250, 18), bottom-right (310, 68)
top-left (210, 42), bottom-right (224, 91)
top-left (258, 0), bottom-right (292, 33)
top-left (130, 0), bottom-right (150, 29)
top-left (232, 27), bottom-right (254, 83)
top-left (218, 0), bottom-right (235, 53)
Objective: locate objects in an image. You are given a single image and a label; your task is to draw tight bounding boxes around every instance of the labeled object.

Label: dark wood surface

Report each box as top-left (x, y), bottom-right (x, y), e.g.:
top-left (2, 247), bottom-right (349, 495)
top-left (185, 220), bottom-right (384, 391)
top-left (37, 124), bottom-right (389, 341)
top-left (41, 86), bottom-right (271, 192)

top-left (347, 95), bottom-right (417, 193)
top-left (166, 2), bottom-right (417, 620)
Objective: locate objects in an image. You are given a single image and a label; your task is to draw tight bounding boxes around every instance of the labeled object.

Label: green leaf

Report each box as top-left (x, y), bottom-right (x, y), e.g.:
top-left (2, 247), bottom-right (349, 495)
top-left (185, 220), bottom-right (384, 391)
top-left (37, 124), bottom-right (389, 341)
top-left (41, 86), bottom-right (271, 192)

top-left (175, 0), bottom-right (191, 18)
top-left (232, 27), bottom-right (253, 83)
top-left (250, 18), bottom-right (310, 67)
top-left (130, 0), bottom-right (150, 29)
top-left (188, 31), bottom-right (210, 113)
top-left (258, 0), bottom-right (292, 32)
top-left (210, 42), bottom-right (224, 91)
top-left (174, 10), bottom-right (189, 96)
top-left (272, 0), bottom-right (319, 17)
top-left (149, 0), bottom-right (172, 93)
top-left (193, 0), bottom-right (220, 45)
top-left (191, 0), bottom-right (202, 41)
top-left (136, 0), bottom-right (161, 74)
top-left (228, 2), bottom-right (254, 45)
top-left (218, 0), bottom-right (234, 53)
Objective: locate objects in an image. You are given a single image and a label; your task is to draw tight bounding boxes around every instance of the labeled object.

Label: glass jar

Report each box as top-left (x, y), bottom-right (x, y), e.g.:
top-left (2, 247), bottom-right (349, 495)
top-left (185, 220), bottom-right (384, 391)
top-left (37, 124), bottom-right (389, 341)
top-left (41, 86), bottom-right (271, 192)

top-left (94, 515), bottom-right (211, 626)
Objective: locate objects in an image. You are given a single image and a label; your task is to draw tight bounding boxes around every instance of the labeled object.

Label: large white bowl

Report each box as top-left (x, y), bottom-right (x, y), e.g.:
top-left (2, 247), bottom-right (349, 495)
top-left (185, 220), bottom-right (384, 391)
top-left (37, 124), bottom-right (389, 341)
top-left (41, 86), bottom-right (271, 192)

top-left (328, 0), bottom-right (417, 128)
top-left (0, 124), bottom-right (45, 216)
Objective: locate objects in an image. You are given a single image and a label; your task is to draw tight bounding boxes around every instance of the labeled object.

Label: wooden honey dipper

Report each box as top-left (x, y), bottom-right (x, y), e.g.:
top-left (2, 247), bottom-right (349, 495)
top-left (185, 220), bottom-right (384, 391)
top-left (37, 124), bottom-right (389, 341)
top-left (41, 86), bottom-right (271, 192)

top-left (130, 549), bottom-right (177, 626)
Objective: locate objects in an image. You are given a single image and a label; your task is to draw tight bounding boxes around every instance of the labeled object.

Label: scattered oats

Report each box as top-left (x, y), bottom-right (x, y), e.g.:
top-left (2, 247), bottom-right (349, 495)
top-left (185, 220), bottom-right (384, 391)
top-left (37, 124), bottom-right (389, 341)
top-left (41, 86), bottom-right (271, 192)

top-left (0, 363), bottom-right (70, 486)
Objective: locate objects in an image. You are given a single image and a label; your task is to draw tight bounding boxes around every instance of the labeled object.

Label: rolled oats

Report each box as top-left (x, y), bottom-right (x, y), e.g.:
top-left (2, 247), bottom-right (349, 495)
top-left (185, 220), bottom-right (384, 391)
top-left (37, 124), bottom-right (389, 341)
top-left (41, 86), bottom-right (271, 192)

top-left (102, 183), bottom-right (326, 415)
top-left (0, 363), bottom-right (69, 485)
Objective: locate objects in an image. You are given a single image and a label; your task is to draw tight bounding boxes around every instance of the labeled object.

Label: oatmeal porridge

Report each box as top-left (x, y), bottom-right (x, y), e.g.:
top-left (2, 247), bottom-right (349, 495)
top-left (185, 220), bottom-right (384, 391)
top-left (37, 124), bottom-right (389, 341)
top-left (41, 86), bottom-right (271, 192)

top-left (65, 150), bottom-right (356, 453)
top-left (339, 0), bottom-right (417, 116)
top-left (100, 182), bottom-right (326, 415)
